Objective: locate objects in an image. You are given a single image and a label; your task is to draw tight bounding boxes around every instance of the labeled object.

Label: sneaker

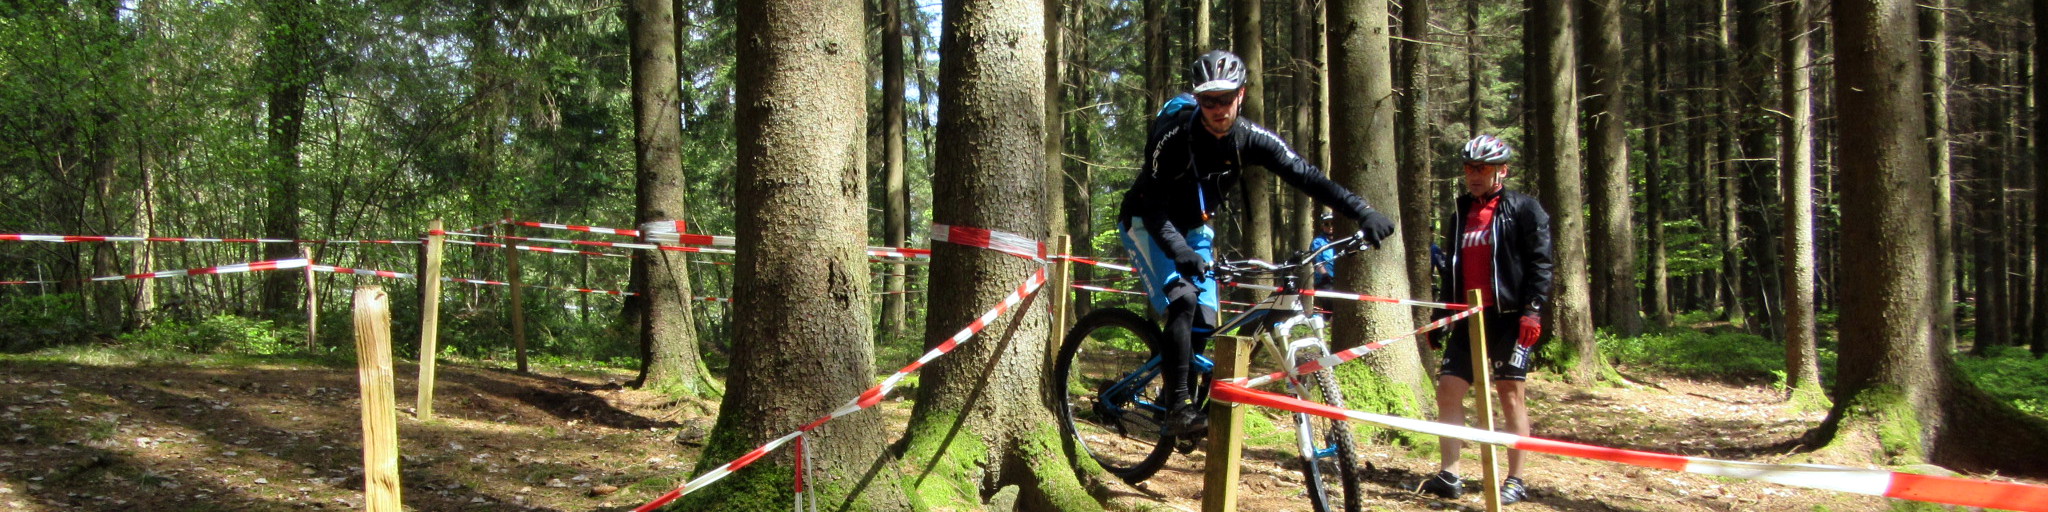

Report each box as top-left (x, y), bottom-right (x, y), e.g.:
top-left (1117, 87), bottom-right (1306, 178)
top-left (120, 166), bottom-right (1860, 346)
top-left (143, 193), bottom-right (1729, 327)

top-left (1417, 470), bottom-right (1462, 499)
top-left (1163, 402), bottom-right (1208, 437)
top-left (1500, 476), bottom-right (1528, 505)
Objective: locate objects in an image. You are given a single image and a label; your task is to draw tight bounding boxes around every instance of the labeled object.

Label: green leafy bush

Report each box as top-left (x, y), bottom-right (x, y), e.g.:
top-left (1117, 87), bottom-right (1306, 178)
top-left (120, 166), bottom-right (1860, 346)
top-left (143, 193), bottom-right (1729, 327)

top-left (1597, 327), bottom-right (1837, 386)
top-left (119, 314), bottom-right (302, 355)
top-left (1955, 347), bottom-right (2048, 419)
top-left (0, 293), bottom-right (103, 353)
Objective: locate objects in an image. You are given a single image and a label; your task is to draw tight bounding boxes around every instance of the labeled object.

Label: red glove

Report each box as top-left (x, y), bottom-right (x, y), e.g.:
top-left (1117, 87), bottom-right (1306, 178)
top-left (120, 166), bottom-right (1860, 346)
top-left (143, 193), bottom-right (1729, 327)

top-left (1517, 315), bottom-right (1542, 348)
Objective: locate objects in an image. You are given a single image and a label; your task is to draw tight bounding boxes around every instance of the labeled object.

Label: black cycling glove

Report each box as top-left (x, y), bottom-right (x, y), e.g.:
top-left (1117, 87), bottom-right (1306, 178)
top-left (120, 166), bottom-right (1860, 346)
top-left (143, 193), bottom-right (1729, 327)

top-left (1173, 251), bottom-right (1210, 282)
top-left (1355, 209), bottom-right (1396, 246)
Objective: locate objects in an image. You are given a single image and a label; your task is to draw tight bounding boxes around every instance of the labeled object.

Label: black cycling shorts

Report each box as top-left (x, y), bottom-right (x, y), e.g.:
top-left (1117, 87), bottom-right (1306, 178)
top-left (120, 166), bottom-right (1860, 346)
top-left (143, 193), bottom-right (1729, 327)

top-left (1437, 310), bottom-right (1530, 383)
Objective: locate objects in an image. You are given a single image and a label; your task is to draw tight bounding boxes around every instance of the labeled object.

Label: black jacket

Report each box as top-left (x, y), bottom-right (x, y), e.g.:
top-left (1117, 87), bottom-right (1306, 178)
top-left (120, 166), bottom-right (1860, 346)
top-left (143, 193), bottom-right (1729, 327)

top-left (1116, 109), bottom-right (1376, 260)
top-left (1435, 187), bottom-right (1553, 318)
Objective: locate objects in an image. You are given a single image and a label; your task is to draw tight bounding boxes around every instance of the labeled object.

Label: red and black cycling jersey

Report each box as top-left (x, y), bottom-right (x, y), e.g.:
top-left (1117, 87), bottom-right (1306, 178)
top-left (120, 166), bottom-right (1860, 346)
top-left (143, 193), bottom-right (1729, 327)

top-left (1117, 107), bottom-right (1376, 262)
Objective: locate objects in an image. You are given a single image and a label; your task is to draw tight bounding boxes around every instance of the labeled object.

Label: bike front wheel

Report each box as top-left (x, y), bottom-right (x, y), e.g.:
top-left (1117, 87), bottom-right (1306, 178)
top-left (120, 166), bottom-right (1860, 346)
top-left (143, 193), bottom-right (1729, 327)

top-left (1053, 308), bottom-right (1177, 484)
top-left (1291, 355), bottom-right (1361, 512)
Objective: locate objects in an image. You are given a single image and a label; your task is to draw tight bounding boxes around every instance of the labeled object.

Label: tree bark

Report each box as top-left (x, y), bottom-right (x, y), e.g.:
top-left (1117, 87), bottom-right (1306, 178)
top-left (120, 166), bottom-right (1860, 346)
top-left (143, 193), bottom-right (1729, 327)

top-left (1583, 0), bottom-right (1639, 336)
top-left (1817, 0), bottom-right (2048, 475)
top-left (885, 0), bottom-right (911, 340)
top-left (1046, 0), bottom-right (1066, 240)
top-left (682, 0), bottom-right (909, 507)
top-left (259, 0), bottom-right (313, 316)
top-left (1234, 0), bottom-right (1274, 268)
top-left (1397, 0), bottom-right (1435, 328)
top-left (1145, 0), bottom-right (1169, 109)
top-left (1734, 0), bottom-right (1781, 338)
top-left (1529, 0), bottom-right (1604, 383)
top-left (899, 0), bottom-right (1105, 507)
top-left (2035, 0), bottom-right (2048, 358)
top-left (1644, 0), bottom-right (1673, 327)
top-left (1195, 0), bottom-right (1212, 52)
top-left (1779, 0), bottom-right (1823, 401)
top-left (627, 0), bottom-right (705, 393)
top-left (1329, 0), bottom-right (1432, 436)
top-left (1925, 0), bottom-right (1956, 353)
top-left (1065, 0), bottom-right (1095, 319)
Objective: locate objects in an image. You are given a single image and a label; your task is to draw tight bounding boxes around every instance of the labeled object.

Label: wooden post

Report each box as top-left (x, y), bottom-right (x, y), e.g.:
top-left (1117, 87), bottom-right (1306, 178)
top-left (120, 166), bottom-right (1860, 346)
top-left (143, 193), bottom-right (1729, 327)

top-left (1466, 289), bottom-right (1502, 512)
top-left (1046, 235), bottom-right (1072, 365)
top-left (578, 254), bottom-right (590, 324)
top-left (353, 286), bottom-right (401, 511)
top-left (417, 219), bottom-right (446, 420)
top-left (1202, 335), bottom-right (1251, 512)
top-left (503, 208), bottom-right (527, 372)
top-left (303, 245), bottom-right (318, 349)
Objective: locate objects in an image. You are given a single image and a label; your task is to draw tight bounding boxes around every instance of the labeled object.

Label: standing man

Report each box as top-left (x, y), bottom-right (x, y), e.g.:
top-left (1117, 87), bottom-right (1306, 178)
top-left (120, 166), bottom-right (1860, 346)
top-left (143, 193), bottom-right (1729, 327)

top-left (1419, 135), bottom-right (1553, 505)
top-left (1119, 50), bottom-right (1396, 436)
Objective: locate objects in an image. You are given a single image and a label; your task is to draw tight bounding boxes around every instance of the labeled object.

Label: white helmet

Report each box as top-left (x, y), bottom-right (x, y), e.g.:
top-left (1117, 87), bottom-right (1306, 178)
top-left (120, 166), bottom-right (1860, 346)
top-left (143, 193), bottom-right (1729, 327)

top-left (1461, 135), bottom-right (1513, 164)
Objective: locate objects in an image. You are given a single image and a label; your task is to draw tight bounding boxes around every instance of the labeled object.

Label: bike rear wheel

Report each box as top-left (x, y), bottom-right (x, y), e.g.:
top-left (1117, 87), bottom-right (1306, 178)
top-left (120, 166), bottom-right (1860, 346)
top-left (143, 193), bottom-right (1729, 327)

top-left (1291, 351), bottom-right (1361, 512)
top-left (1053, 308), bottom-right (1178, 484)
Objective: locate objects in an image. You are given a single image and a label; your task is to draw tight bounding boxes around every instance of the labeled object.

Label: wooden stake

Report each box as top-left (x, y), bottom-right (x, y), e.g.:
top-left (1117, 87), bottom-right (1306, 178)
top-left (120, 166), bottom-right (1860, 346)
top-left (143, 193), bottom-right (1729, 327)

top-left (303, 245), bottom-right (318, 349)
top-left (417, 219), bottom-right (445, 420)
top-left (353, 285), bottom-right (401, 511)
top-left (1202, 335), bottom-right (1250, 512)
top-left (1467, 289), bottom-right (1501, 512)
top-left (504, 208), bottom-right (527, 373)
top-left (1046, 235), bottom-right (1072, 367)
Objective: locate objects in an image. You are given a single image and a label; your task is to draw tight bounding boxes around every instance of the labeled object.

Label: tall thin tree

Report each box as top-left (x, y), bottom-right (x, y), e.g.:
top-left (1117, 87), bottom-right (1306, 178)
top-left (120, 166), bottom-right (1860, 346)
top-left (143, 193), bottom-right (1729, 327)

top-left (1397, 0), bottom-right (1435, 327)
top-left (1584, 0), bottom-right (1640, 336)
top-left (1779, 0), bottom-right (1823, 404)
top-left (1234, 0), bottom-right (1274, 266)
top-left (682, 0), bottom-right (909, 506)
top-left (884, 0), bottom-right (911, 339)
top-left (627, 0), bottom-right (706, 392)
top-left (898, 0), bottom-right (1104, 506)
top-left (258, 0), bottom-right (316, 316)
top-left (1330, 0), bottom-right (1433, 432)
top-left (1530, 0), bottom-right (1604, 382)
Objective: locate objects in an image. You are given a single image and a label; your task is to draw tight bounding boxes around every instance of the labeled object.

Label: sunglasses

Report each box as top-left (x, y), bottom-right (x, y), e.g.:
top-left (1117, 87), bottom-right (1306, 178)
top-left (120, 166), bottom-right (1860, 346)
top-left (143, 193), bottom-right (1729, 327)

top-left (1196, 93), bottom-right (1236, 109)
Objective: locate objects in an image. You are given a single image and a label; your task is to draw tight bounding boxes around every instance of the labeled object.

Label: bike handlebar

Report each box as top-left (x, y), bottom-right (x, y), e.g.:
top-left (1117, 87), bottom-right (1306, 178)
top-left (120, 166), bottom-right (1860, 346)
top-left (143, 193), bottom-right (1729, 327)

top-left (1211, 235), bottom-right (1372, 279)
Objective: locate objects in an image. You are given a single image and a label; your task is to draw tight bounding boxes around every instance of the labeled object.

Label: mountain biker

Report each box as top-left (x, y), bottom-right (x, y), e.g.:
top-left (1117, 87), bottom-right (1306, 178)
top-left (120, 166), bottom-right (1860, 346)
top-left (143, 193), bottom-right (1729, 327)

top-left (1117, 50), bottom-right (1396, 437)
top-left (1419, 134), bottom-right (1553, 505)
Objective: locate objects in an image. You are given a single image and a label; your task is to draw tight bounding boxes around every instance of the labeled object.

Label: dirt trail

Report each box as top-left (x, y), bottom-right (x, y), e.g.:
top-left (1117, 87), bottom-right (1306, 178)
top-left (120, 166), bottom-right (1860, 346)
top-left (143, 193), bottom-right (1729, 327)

top-left (0, 357), bottom-right (2025, 511)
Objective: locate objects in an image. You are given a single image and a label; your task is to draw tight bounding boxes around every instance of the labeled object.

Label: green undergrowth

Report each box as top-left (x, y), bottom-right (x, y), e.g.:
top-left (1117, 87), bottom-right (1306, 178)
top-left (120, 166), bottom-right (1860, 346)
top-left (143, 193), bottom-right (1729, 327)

top-left (1954, 346), bottom-right (2048, 419)
top-left (1333, 365), bottom-right (1427, 447)
top-left (1596, 325), bottom-right (1837, 388)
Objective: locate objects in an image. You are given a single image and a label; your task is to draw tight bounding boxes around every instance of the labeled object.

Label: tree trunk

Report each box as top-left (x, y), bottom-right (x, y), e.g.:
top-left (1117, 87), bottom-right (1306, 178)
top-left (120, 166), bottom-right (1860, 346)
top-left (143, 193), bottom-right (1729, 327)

top-left (1329, 0), bottom-right (1432, 438)
top-left (1066, 0), bottom-right (1096, 319)
top-left (1234, 0), bottom-right (1274, 269)
top-left (1465, 0), bottom-right (1481, 135)
top-left (1530, 0), bottom-right (1604, 383)
top-left (1734, 0), bottom-right (1782, 338)
top-left (1816, 0), bottom-right (2048, 475)
top-left (899, 0), bottom-right (1104, 507)
top-left (1046, 0), bottom-right (1066, 241)
top-left (1145, 0), bottom-right (1169, 109)
top-left (1644, 0), bottom-right (1673, 327)
top-left (1926, 0), bottom-right (1956, 353)
top-left (2034, 0), bottom-right (2048, 358)
top-left (1292, 0), bottom-right (1320, 255)
top-left (1779, 0), bottom-right (1823, 404)
top-left (1397, 0), bottom-right (1435, 327)
top-left (627, 0), bottom-right (705, 393)
top-left (682, 0), bottom-right (909, 507)
top-left (259, 0), bottom-right (313, 316)
top-left (1195, 0), bottom-right (1212, 52)
top-left (885, 0), bottom-right (911, 340)
top-left (1583, 0), bottom-right (1639, 336)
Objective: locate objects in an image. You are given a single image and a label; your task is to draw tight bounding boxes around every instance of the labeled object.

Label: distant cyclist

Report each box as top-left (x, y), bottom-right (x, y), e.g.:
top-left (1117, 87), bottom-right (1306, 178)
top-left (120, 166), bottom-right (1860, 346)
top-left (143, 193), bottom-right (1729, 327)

top-left (1419, 134), bottom-right (1553, 505)
top-left (1117, 50), bottom-right (1396, 436)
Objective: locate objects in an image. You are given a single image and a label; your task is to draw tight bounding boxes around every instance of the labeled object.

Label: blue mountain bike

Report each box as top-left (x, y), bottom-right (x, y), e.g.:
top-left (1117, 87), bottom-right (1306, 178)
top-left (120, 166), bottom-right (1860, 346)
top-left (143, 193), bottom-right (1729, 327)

top-left (1054, 236), bottom-right (1367, 512)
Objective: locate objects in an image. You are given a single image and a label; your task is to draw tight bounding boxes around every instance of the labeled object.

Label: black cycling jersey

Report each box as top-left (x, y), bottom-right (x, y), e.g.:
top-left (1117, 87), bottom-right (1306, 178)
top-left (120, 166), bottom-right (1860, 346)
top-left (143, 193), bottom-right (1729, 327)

top-left (1116, 109), bottom-right (1377, 262)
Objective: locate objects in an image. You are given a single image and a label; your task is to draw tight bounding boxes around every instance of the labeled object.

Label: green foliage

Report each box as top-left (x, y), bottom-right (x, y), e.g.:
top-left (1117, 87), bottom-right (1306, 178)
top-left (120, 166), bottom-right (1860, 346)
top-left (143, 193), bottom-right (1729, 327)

top-left (1955, 347), bottom-right (2048, 419)
top-left (1596, 326), bottom-right (1837, 387)
top-left (120, 314), bottom-right (302, 355)
top-left (0, 293), bottom-right (103, 352)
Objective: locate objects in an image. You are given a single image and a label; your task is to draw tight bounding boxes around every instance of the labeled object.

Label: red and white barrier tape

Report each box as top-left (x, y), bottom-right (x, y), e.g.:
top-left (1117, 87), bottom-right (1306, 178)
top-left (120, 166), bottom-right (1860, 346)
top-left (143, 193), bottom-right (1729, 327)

top-left (309, 265), bottom-right (414, 279)
top-left (1229, 282), bottom-right (1470, 311)
top-left (632, 268), bottom-right (1047, 511)
top-left (932, 224), bottom-right (1042, 260)
top-left (1242, 307), bottom-right (1477, 389)
top-left (444, 239), bottom-right (635, 258)
top-left (1074, 284), bottom-right (1148, 296)
top-left (1209, 380), bottom-right (2048, 512)
top-left (2, 258), bottom-right (312, 285)
top-left (866, 248), bottom-right (932, 260)
top-left (436, 276), bottom-right (636, 296)
top-left (1053, 255), bottom-right (1136, 272)
top-left (1, 234), bottom-right (419, 245)
top-left (514, 220), bottom-right (640, 238)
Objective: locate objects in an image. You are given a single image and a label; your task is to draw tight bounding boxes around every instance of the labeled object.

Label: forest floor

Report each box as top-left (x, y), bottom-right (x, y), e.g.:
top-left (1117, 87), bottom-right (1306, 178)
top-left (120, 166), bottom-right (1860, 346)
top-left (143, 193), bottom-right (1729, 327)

top-left (0, 351), bottom-right (2032, 511)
